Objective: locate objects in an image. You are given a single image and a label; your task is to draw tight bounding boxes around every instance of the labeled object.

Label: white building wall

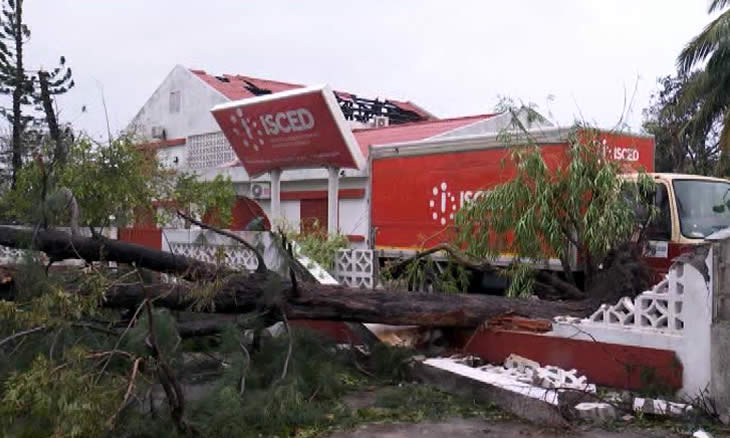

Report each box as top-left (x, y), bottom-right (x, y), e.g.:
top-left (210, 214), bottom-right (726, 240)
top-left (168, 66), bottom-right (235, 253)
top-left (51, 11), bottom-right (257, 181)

top-left (156, 144), bottom-right (188, 170)
top-left (282, 200), bottom-right (301, 230)
top-left (339, 198), bottom-right (368, 237)
top-left (128, 65), bottom-right (228, 140)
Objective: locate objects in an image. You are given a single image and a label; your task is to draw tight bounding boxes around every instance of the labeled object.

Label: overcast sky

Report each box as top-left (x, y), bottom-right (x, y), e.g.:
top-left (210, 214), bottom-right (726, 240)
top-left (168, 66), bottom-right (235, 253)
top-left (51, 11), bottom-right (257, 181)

top-left (22, 1), bottom-right (714, 139)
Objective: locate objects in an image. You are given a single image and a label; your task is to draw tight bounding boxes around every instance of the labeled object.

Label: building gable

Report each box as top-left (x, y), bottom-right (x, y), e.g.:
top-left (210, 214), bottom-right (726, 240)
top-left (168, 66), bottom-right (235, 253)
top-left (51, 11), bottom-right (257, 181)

top-left (127, 65), bottom-right (230, 140)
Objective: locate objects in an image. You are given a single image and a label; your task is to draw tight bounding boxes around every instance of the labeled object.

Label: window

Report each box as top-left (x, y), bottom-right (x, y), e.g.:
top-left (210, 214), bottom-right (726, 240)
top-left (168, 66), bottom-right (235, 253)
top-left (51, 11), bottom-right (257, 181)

top-left (646, 183), bottom-right (671, 240)
top-left (673, 179), bottom-right (730, 238)
top-left (625, 182), bottom-right (671, 240)
top-left (169, 90), bottom-right (181, 114)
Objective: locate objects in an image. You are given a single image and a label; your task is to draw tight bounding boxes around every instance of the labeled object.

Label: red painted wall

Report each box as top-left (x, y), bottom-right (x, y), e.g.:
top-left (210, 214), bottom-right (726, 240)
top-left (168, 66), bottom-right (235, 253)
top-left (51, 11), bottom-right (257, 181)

top-left (118, 228), bottom-right (162, 251)
top-left (282, 189), bottom-right (365, 200)
top-left (301, 198), bottom-right (328, 233)
top-left (290, 320), bottom-right (363, 344)
top-left (457, 328), bottom-right (682, 391)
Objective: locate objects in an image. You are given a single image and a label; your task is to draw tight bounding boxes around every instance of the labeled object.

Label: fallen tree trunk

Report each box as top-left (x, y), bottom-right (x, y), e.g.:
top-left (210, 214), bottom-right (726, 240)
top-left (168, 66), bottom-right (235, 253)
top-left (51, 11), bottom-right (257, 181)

top-left (0, 226), bottom-right (597, 327)
top-left (0, 226), bottom-right (225, 282)
top-left (102, 276), bottom-right (594, 327)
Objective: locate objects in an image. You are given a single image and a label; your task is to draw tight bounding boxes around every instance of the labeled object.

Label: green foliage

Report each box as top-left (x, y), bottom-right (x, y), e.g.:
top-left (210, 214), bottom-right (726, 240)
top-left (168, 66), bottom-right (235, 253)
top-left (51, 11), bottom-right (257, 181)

top-left (381, 256), bottom-right (471, 293)
top-left (1, 135), bottom-right (236, 228)
top-left (116, 327), bottom-right (500, 438)
top-left (454, 127), bottom-right (654, 296)
top-left (290, 221), bottom-right (350, 271)
top-left (642, 74), bottom-right (719, 175)
top-left (1, 258), bottom-right (109, 330)
top-left (167, 173), bottom-right (237, 228)
top-left (121, 308), bottom-right (181, 360)
top-left (0, 353), bottom-right (123, 438)
top-left (58, 137), bottom-right (160, 226)
top-left (676, 1), bottom-right (730, 172)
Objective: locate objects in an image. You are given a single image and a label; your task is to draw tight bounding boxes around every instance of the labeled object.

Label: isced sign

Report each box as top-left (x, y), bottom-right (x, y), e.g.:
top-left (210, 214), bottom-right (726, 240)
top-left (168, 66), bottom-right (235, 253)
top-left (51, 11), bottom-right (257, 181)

top-left (211, 85), bottom-right (365, 176)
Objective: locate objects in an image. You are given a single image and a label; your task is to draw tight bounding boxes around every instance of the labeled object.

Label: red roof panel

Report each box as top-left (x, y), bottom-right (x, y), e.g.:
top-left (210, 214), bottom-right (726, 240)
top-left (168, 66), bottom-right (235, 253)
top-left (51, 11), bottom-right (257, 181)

top-left (189, 68), bottom-right (433, 120)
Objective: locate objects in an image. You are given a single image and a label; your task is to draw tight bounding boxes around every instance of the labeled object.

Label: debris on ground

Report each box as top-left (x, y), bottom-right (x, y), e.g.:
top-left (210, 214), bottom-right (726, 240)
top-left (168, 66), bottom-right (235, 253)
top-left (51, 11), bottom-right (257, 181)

top-left (633, 396), bottom-right (693, 417)
top-left (574, 402), bottom-right (617, 422)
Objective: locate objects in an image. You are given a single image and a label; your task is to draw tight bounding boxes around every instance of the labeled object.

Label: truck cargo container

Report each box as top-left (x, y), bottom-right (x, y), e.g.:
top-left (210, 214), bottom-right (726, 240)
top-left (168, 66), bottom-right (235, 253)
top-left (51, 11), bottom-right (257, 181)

top-left (367, 127), bottom-right (730, 277)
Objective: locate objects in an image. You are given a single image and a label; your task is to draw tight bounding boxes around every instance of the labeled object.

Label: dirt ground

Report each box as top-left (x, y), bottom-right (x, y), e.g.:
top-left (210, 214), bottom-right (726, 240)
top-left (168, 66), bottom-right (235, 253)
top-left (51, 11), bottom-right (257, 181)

top-left (325, 417), bottom-right (687, 438)
top-left (328, 389), bottom-right (724, 438)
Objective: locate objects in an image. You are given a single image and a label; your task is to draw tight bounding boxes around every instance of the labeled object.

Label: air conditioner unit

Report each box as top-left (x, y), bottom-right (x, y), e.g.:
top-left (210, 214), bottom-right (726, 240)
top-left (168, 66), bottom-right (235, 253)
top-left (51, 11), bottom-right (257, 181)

top-left (250, 182), bottom-right (271, 200)
top-left (151, 126), bottom-right (167, 140)
top-left (373, 116), bottom-right (389, 128)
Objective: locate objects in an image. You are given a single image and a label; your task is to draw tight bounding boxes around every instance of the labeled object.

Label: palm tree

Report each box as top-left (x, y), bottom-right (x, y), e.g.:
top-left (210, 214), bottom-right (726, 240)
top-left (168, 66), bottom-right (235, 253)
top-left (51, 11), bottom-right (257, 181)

top-left (677, 0), bottom-right (730, 173)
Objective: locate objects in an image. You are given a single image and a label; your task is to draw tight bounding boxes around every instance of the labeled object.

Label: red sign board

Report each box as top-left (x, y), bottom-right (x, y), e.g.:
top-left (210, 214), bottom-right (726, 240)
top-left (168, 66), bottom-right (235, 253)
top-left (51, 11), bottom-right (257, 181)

top-left (211, 85), bottom-right (365, 176)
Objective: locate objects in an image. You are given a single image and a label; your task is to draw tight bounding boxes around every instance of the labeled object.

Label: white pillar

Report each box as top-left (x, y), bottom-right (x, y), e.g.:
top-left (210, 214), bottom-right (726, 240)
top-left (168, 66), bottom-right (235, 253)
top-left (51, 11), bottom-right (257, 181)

top-left (270, 169), bottom-right (282, 224)
top-left (327, 167), bottom-right (339, 235)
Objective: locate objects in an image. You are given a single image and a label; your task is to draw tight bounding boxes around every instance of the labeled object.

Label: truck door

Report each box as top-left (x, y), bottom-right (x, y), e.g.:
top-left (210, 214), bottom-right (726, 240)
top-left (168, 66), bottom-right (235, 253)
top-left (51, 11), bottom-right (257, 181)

top-left (644, 182), bottom-right (673, 276)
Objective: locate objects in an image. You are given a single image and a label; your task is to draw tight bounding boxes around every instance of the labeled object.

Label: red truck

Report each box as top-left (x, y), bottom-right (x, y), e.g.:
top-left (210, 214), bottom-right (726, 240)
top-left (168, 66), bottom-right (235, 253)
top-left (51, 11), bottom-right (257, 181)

top-left (368, 127), bottom-right (730, 278)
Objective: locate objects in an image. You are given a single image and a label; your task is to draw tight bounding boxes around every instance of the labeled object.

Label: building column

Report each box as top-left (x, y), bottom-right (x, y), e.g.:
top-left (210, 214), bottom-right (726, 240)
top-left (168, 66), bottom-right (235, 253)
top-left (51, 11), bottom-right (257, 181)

top-left (327, 167), bottom-right (339, 235)
top-left (270, 169), bottom-right (282, 224)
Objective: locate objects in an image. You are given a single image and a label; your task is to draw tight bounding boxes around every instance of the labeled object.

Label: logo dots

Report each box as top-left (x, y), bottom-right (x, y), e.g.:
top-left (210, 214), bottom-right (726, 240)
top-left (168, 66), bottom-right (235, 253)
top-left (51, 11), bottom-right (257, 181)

top-left (227, 109), bottom-right (264, 152)
top-left (429, 181), bottom-right (457, 226)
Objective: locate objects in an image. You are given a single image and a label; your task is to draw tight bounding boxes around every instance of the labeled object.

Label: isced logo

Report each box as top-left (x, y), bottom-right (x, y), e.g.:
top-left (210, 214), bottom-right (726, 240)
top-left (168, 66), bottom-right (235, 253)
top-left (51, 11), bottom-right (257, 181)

top-left (228, 107), bottom-right (316, 151)
top-left (612, 147), bottom-right (639, 162)
top-left (428, 182), bottom-right (487, 225)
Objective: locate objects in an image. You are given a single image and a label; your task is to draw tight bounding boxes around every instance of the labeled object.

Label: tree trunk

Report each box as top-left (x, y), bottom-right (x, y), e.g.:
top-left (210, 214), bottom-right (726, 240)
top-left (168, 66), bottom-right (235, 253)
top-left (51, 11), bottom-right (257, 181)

top-left (38, 70), bottom-right (64, 167)
top-left (0, 226), bottom-right (596, 327)
top-left (101, 276), bottom-right (594, 327)
top-left (10, 0), bottom-right (24, 189)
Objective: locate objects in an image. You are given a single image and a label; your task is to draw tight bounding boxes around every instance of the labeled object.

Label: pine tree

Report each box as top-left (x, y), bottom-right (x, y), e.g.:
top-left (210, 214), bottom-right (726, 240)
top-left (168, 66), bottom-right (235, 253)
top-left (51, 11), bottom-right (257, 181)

top-left (0, 0), bottom-right (75, 188)
top-left (0, 0), bottom-right (33, 189)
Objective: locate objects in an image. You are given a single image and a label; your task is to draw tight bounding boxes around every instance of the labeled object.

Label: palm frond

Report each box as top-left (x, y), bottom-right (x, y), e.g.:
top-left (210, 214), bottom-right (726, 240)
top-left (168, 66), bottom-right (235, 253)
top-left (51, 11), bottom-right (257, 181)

top-left (678, 8), bottom-right (730, 73)
top-left (710, 0), bottom-right (730, 13)
top-left (679, 69), bottom-right (730, 138)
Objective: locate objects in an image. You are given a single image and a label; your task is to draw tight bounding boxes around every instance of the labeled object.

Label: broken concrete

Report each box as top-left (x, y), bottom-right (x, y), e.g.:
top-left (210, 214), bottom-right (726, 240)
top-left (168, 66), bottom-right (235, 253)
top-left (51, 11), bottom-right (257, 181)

top-left (502, 354), bottom-right (596, 393)
top-left (574, 402), bottom-right (617, 423)
top-left (503, 353), bottom-right (539, 374)
top-left (410, 358), bottom-right (568, 428)
top-left (632, 397), bottom-right (693, 417)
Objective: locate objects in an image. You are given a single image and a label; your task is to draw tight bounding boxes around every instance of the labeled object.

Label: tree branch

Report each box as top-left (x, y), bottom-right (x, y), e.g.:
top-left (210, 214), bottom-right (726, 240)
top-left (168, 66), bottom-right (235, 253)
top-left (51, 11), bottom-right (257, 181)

top-left (176, 210), bottom-right (267, 274)
top-left (0, 325), bottom-right (47, 348)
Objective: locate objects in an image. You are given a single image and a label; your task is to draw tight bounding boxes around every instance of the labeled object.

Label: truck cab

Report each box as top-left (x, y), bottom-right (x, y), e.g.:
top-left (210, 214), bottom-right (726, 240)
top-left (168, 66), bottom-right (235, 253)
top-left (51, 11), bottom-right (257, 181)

top-left (632, 173), bottom-right (730, 277)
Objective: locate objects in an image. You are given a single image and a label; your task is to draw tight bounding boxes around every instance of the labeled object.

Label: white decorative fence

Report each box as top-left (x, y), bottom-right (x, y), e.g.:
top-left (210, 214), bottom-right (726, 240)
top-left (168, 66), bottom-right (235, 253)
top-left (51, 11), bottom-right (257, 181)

top-left (335, 249), bottom-right (375, 288)
top-left (0, 245), bottom-right (33, 264)
top-left (551, 250), bottom-right (712, 397)
top-left (168, 242), bottom-right (260, 272)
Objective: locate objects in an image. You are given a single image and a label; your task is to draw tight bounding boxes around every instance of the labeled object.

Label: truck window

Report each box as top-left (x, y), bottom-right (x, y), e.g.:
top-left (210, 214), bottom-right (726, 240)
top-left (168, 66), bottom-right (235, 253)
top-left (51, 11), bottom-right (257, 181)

top-left (673, 179), bottom-right (730, 238)
top-left (646, 184), bottom-right (671, 241)
top-left (624, 182), bottom-right (671, 240)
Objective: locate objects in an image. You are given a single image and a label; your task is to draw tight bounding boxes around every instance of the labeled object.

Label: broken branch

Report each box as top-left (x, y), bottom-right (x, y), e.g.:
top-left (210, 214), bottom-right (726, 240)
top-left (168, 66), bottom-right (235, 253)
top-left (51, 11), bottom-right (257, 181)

top-left (176, 209), bottom-right (267, 273)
